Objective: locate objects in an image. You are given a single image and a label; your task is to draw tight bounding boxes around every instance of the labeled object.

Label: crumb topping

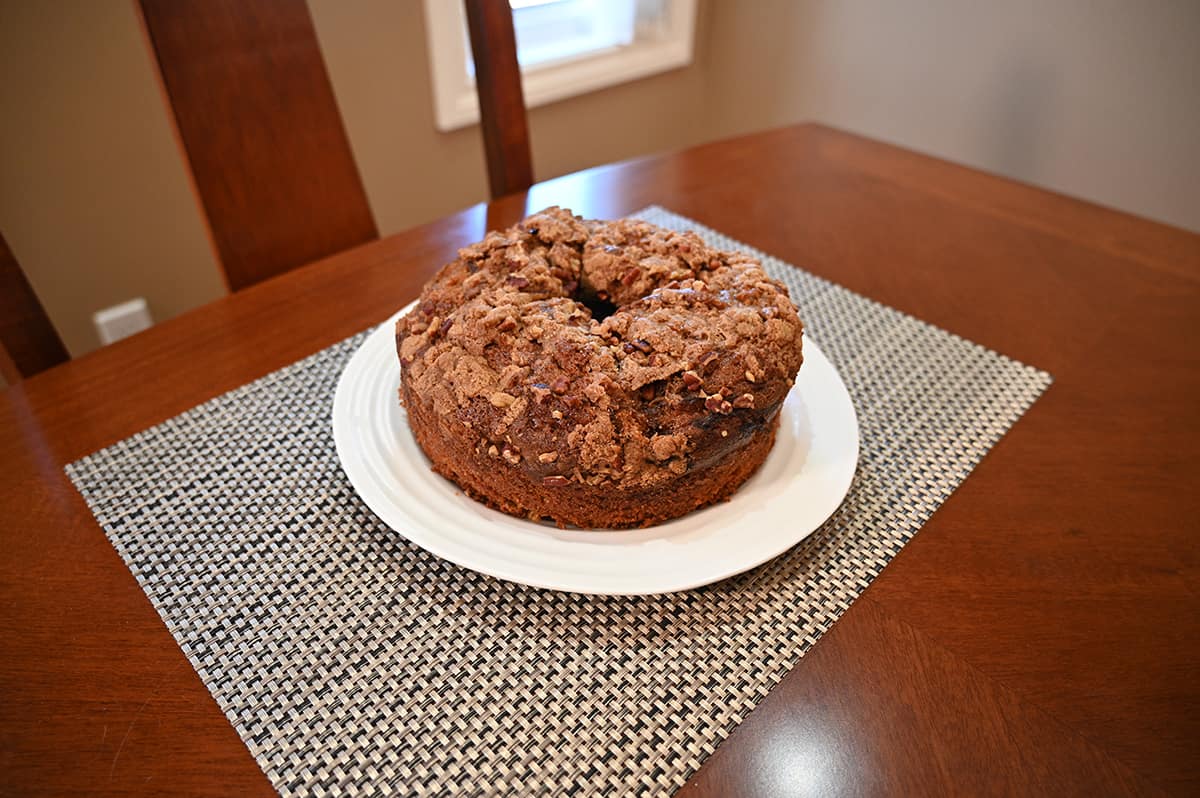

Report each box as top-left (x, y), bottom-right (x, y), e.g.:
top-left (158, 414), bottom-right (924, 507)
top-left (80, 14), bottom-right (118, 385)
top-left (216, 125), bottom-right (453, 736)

top-left (396, 207), bottom-right (804, 489)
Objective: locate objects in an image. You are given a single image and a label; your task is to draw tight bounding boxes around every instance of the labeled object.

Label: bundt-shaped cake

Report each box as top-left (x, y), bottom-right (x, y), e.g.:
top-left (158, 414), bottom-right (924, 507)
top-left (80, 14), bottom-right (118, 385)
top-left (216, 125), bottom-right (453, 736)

top-left (395, 207), bottom-right (804, 529)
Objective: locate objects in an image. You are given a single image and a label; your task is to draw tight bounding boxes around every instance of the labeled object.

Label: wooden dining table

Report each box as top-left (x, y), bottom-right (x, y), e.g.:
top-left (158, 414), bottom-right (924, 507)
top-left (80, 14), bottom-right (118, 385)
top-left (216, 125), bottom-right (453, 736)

top-left (1, 124), bottom-right (1197, 796)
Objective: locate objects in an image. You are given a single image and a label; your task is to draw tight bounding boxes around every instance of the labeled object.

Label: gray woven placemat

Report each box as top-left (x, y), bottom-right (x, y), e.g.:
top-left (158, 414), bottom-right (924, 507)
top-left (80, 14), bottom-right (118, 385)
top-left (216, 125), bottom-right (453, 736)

top-left (67, 207), bottom-right (1050, 796)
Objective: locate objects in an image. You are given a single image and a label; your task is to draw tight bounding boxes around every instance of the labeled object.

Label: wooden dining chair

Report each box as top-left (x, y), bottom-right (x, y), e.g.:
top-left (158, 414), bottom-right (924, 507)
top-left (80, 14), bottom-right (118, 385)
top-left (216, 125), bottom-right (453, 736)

top-left (0, 231), bottom-right (69, 383)
top-left (464, 0), bottom-right (535, 199)
top-left (139, 0), bottom-right (533, 291)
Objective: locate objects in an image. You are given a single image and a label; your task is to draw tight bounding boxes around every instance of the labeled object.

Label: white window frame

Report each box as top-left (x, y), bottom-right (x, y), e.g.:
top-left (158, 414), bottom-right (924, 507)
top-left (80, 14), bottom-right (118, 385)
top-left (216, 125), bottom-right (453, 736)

top-left (422, 0), bottom-right (698, 132)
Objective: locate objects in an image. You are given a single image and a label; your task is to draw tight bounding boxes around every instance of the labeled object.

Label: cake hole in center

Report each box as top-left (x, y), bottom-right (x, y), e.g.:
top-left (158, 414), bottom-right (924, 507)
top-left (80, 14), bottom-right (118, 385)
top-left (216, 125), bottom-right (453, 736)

top-left (579, 293), bottom-right (617, 322)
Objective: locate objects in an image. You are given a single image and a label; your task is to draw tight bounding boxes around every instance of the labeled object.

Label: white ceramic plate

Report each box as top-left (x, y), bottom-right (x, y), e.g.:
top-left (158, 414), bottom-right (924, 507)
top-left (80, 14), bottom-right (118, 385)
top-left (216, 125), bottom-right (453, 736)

top-left (332, 303), bottom-right (859, 595)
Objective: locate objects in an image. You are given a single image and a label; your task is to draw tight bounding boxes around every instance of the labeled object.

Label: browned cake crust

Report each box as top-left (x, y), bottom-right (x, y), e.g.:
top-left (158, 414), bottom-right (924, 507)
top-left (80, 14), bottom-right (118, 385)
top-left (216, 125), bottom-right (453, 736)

top-left (395, 207), bottom-right (804, 528)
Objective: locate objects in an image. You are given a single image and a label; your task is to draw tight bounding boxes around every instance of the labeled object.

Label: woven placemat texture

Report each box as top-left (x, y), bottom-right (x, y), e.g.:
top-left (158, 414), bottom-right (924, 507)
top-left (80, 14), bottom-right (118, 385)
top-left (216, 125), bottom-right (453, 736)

top-left (67, 207), bottom-right (1051, 796)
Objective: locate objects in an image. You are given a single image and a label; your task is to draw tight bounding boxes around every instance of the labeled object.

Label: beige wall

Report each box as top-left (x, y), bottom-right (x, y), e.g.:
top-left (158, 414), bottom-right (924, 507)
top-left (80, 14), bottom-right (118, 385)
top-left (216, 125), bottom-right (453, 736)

top-left (0, 0), bottom-right (224, 358)
top-left (317, 0), bottom-right (1200, 241)
top-left (2, 0), bottom-right (1197, 361)
top-left (704, 0), bottom-right (1200, 233)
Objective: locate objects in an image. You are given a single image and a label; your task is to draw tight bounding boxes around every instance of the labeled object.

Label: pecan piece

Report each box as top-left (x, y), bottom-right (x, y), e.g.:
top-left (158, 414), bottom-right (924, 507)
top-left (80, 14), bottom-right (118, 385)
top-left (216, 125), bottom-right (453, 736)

top-left (733, 393), bottom-right (755, 409)
top-left (705, 394), bottom-right (733, 414)
top-left (681, 370), bottom-right (702, 391)
top-left (542, 475), bottom-right (570, 487)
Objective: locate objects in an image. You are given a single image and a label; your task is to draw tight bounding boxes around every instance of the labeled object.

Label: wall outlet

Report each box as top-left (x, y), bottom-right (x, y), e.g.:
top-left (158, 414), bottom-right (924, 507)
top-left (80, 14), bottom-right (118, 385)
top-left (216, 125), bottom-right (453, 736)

top-left (93, 297), bottom-right (153, 345)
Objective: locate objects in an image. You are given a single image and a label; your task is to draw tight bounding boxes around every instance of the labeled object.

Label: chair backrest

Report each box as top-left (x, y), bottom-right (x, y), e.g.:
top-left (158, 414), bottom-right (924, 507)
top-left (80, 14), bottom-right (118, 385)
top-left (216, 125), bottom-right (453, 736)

top-left (464, 0), bottom-right (534, 199)
top-left (0, 231), bottom-right (69, 382)
top-left (141, 0), bottom-right (534, 286)
top-left (138, 0), bottom-right (378, 291)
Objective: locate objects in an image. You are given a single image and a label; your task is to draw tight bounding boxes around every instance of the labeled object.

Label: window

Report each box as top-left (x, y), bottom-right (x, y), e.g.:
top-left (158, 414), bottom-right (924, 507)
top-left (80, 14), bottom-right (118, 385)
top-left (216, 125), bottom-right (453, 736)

top-left (423, 0), bottom-right (698, 131)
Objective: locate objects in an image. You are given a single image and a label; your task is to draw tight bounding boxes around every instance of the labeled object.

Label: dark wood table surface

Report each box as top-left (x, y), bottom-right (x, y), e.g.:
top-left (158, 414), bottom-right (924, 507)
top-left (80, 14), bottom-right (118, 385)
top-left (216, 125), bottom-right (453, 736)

top-left (2, 124), bottom-right (1197, 796)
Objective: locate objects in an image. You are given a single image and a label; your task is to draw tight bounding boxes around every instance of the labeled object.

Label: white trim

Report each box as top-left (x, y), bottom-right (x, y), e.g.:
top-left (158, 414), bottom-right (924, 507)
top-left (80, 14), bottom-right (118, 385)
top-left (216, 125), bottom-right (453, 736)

top-left (422, 0), bottom-right (697, 132)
